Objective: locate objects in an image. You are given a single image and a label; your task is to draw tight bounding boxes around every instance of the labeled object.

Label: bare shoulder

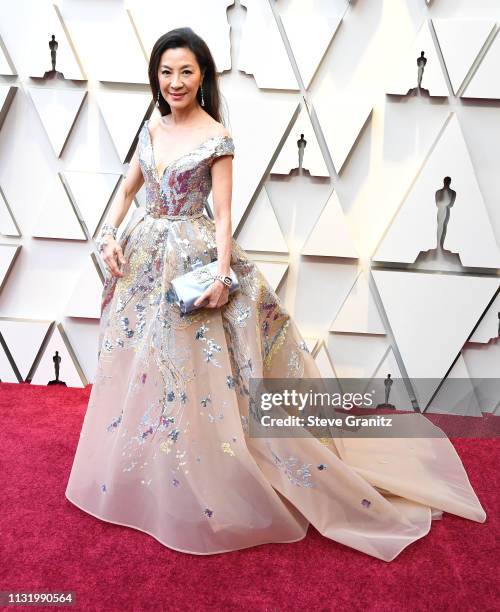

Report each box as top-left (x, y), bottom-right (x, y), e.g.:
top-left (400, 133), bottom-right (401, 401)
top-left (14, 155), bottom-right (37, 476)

top-left (148, 114), bottom-right (161, 131)
top-left (208, 120), bottom-right (232, 140)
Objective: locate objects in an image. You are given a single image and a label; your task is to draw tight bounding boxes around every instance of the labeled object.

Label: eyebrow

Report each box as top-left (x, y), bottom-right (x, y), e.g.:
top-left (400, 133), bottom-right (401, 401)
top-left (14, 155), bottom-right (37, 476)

top-left (160, 64), bottom-right (194, 69)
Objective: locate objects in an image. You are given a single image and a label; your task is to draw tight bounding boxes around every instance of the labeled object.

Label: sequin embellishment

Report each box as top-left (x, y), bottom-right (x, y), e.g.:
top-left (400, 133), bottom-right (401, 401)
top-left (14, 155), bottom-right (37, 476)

top-left (221, 442), bottom-right (235, 456)
top-left (266, 442), bottom-right (315, 488)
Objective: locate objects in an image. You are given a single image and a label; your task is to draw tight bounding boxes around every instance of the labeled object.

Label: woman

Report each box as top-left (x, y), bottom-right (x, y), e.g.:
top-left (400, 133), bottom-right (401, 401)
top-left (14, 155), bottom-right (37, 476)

top-left (65, 27), bottom-right (486, 561)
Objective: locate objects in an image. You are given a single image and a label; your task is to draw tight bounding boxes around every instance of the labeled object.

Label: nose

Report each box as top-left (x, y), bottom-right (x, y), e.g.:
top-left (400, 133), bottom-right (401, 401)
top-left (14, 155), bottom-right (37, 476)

top-left (171, 73), bottom-right (183, 87)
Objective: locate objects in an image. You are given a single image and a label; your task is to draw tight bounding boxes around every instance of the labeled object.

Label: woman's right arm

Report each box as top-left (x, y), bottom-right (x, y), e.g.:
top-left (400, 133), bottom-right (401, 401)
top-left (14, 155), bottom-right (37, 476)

top-left (104, 149), bottom-right (144, 228)
top-left (98, 150), bottom-right (145, 277)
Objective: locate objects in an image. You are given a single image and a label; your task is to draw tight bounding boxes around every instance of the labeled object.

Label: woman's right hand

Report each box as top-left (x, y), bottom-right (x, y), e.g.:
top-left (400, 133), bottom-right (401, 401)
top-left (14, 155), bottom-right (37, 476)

top-left (101, 238), bottom-right (127, 277)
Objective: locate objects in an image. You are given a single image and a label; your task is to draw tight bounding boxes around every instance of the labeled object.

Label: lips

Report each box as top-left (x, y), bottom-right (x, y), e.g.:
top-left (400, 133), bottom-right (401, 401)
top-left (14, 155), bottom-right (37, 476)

top-left (170, 93), bottom-right (185, 99)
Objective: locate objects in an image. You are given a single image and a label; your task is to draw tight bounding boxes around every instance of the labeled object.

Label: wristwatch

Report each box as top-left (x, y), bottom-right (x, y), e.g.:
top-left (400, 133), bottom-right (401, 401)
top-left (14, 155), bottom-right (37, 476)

top-left (214, 273), bottom-right (233, 287)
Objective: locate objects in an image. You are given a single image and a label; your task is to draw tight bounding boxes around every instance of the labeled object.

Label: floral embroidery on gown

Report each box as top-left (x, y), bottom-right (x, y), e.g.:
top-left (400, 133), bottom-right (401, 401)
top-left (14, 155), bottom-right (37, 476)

top-left (65, 118), bottom-right (486, 561)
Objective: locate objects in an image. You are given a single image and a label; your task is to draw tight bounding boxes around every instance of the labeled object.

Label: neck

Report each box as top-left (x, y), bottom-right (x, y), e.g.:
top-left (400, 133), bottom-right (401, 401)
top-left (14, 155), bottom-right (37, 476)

top-left (167, 103), bottom-right (203, 126)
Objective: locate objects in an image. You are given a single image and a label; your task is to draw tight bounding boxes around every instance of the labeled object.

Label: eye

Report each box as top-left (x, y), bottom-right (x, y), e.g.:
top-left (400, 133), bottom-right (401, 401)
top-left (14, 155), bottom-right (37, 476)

top-left (161, 70), bottom-right (192, 75)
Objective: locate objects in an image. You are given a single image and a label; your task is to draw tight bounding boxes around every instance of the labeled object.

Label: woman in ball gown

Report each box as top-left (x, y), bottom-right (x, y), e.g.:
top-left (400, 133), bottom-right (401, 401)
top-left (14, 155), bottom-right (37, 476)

top-left (65, 27), bottom-right (486, 562)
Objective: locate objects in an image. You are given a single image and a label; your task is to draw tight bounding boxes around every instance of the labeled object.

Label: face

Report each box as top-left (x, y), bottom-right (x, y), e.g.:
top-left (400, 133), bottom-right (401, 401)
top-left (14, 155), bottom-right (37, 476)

top-left (157, 46), bottom-right (204, 108)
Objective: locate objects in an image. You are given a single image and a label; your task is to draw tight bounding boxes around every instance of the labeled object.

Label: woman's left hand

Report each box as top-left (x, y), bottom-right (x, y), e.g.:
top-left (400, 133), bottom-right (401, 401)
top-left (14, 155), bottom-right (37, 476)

top-left (194, 280), bottom-right (229, 309)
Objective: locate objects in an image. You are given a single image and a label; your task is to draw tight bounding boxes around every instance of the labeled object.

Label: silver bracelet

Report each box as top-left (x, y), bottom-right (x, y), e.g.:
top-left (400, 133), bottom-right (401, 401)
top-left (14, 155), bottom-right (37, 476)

top-left (96, 222), bottom-right (118, 252)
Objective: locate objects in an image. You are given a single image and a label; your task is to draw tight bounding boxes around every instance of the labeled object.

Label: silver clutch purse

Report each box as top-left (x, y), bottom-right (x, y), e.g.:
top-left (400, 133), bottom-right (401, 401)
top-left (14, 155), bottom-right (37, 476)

top-left (171, 259), bottom-right (239, 314)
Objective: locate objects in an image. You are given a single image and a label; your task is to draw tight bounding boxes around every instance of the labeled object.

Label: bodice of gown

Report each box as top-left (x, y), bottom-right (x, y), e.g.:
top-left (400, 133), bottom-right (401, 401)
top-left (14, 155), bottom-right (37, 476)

top-left (138, 119), bottom-right (235, 218)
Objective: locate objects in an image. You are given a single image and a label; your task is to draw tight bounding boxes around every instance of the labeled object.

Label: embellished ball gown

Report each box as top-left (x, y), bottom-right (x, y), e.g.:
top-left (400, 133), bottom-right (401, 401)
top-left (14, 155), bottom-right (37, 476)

top-left (65, 118), bottom-right (486, 561)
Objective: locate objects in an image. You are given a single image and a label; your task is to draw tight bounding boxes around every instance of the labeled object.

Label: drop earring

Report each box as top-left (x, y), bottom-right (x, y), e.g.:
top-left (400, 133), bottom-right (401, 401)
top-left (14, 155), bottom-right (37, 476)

top-left (200, 84), bottom-right (205, 107)
top-left (156, 89), bottom-right (161, 108)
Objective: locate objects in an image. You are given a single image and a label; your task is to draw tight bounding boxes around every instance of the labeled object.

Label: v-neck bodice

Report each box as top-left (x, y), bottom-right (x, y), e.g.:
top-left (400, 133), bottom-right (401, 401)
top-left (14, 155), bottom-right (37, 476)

top-left (138, 119), bottom-right (235, 219)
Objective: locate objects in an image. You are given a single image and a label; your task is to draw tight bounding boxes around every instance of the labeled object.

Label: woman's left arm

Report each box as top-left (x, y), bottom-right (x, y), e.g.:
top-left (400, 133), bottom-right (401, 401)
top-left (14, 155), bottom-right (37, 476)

top-left (194, 134), bottom-right (234, 308)
top-left (211, 145), bottom-right (233, 278)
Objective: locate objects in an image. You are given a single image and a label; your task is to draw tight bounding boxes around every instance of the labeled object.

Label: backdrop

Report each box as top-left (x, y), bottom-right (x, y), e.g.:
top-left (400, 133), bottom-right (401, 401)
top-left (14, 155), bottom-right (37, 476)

top-left (0, 0), bottom-right (498, 416)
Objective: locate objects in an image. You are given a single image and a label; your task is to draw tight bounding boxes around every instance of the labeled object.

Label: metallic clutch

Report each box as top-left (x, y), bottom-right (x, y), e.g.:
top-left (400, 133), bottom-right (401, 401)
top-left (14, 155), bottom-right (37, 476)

top-left (171, 259), bottom-right (239, 314)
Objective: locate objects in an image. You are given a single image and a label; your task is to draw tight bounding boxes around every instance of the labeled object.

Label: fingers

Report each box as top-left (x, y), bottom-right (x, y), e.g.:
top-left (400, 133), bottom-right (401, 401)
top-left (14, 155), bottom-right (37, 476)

top-left (194, 291), bottom-right (209, 307)
top-left (214, 293), bottom-right (228, 308)
top-left (117, 246), bottom-right (126, 266)
top-left (192, 285), bottom-right (230, 309)
top-left (202, 286), bottom-right (229, 309)
top-left (216, 296), bottom-right (229, 308)
top-left (103, 243), bottom-right (126, 277)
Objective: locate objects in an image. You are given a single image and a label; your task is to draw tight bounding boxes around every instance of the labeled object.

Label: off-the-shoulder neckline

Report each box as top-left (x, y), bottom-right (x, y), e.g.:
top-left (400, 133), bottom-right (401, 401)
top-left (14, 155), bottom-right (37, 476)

top-left (143, 119), bottom-right (232, 181)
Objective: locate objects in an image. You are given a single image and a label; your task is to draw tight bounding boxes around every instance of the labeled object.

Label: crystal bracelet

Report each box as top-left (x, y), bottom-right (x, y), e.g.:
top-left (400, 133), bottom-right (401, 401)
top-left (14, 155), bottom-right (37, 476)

top-left (96, 222), bottom-right (118, 253)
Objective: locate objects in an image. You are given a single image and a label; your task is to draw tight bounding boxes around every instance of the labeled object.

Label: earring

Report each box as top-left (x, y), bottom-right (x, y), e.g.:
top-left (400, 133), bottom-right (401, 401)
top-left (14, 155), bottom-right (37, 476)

top-left (156, 89), bottom-right (161, 108)
top-left (200, 85), bottom-right (205, 107)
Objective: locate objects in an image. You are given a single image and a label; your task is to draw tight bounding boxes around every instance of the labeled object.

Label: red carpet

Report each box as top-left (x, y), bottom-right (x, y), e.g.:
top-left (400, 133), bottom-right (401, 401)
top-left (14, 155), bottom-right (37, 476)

top-left (1, 381), bottom-right (498, 611)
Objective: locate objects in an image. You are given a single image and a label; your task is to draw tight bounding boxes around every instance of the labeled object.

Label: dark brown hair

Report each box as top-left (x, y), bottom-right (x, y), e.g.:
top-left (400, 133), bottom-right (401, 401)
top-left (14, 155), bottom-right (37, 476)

top-left (148, 27), bottom-right (228, 125)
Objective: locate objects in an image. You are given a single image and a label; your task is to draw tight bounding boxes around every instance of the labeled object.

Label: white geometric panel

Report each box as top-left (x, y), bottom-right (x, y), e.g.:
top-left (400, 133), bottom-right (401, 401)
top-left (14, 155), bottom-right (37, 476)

top-left (0, 319), bottom-right (52, 381)
top-left (97, 91), bottom-right (151, 162)
top-left (293, 259), bottom-right (357, 335)
top-left (0, 244), bottom-right (20, 292)
top-left (373, 270), bottom-right (499, 407)
top-left (469, 291), bottom-right (500, 343)
top-left (302, 190), bottom-right (358, 258)
top-left (0, 84), bottom-right (10, 110)
top-left (237, 188), bottom-right (288, 253)
top-left (238, 0), bottom-right (297, 89)
top-left (432, 19), bottom-right (495, 96)
top-left (385, 20), bottom-right (448, 97)
top-left (32, 179), bottom-right (86, 240)
top-left (62, 171), bottom-right (122, 237)
top-left (488, 391), bottom-right (500, 414)
top-left (0, 342), bottom-right (18, 383)
top-left (270, 106), bottom-right (329, 177)
top-left (248, 258), bottom-right (288, 292)
top-left (63, 3), bottom-right (147, 84)
top-left (366, 347), bottom-right (413, 412)
top-left (0, 189), bottom-right (21, 237)
top-left (2, 0), bottom-right (500, 402)
top-left (65, 258), bottom-right (103, 319)
top-left (374, 113), bottom-right (500, 269)
top-left (30, 323), bottom-right (88, 387)
top-left (330, 270), bottom-right (385, 334)
top-left (313, 93), bottom-right (373, 173)
top-left (326, 333), bottom-right (388, 379)
top-left (207, 88), bottom-right (298, 228)
top-left (462, 28), bottom-right (500, 99)
top-left (462, 342), bottom-right (500, 414)
top-left (0, 38), bottom-right (16, 75)
top-left (279, 0), bottom-right (346, 89)
top-left (314, 340), bottom-right (337, 378)
top-left (16, 3), bottom-right (85, 80)
top-left (370, 347), bottom-right (405, 384)
top-left (130, 0), bottom-right (233, 73)
top-left (426, 355), bottom-right (482, 416)
top-left (0, 84), bottom-right (17, 125)
top-left (440, 116), bottom-right (500, 268)
top-left (28, 87), bottom-right (87, 157)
